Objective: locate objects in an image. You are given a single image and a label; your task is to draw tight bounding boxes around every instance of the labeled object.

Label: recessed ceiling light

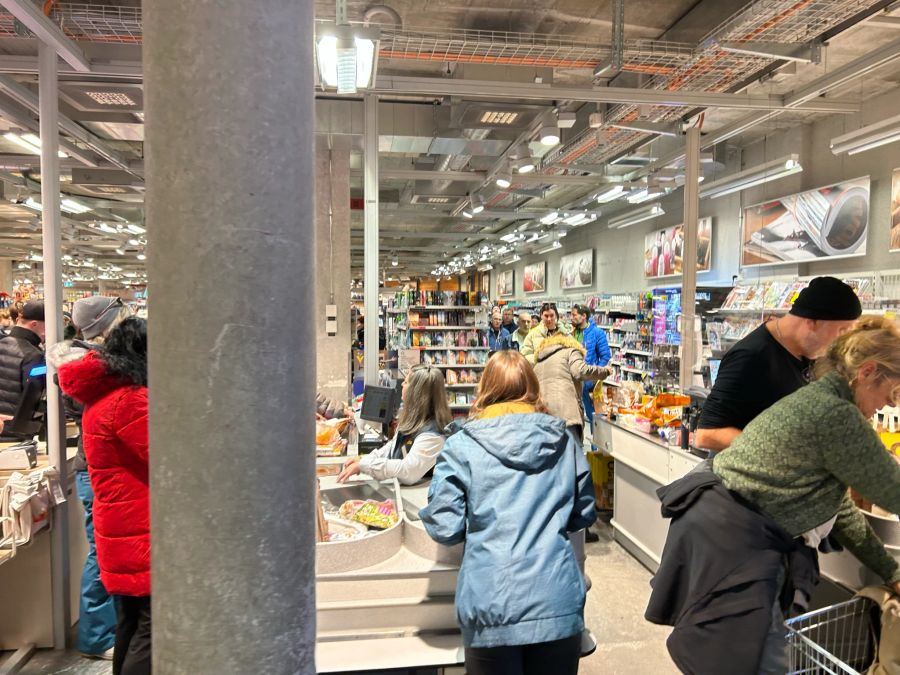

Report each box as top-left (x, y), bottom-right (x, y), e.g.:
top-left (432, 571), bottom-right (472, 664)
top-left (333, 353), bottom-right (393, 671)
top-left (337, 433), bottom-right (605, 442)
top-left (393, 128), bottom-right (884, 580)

top-left (85, 91), bottom-right (137, 107)
top-left (480, 111), bottom-right (520, 125)
top-left (539, 126), bottom-right (560, 146)
top-left (97, 186), bottom-right (128, 194)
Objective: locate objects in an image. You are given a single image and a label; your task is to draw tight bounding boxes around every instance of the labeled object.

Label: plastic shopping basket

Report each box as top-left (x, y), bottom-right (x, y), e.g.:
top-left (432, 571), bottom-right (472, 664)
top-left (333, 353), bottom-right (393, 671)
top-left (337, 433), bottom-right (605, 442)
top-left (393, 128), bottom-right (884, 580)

top-left (785, 596), bottom-right (878, 674)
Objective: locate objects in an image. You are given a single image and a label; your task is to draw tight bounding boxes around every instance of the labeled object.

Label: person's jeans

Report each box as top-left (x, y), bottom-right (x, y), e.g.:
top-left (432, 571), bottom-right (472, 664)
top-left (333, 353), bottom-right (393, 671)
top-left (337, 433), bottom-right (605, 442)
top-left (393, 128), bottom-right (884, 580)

top-left (75, 470), bottom-right (117, 655)
top-left (582, 382), bottom-right (595, 428)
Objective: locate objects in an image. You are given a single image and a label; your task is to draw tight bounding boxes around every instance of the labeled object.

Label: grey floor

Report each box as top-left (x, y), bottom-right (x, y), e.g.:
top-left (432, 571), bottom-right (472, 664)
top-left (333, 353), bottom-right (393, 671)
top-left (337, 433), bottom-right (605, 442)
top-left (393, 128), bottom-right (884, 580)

top-left (8, 523), bottom-right (676, 675)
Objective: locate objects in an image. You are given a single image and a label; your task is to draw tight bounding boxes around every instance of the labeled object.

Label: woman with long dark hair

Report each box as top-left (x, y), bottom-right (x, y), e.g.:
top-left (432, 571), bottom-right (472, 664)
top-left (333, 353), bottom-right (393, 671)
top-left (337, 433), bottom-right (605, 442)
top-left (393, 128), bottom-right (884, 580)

top-left (58, 317), bottom-right (151, 675)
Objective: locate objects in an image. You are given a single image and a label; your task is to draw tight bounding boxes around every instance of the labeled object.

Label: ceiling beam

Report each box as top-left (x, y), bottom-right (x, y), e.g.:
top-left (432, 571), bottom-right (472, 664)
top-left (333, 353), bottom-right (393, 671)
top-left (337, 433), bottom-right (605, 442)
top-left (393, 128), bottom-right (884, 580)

top-left (371, 76), bottom-right (859, 113)
top-left (633, 34), bottom-right (900, 179)
top-left (0, 74), bottom-right (139, 176)
top-left (0, 55), bottom-right (141, 80)
top-left (349, 229), bottom-right (501, 240)
top-left (375, 168), bottom-right (617, 185)
top-left (0, 0), bottom-right (91, 72)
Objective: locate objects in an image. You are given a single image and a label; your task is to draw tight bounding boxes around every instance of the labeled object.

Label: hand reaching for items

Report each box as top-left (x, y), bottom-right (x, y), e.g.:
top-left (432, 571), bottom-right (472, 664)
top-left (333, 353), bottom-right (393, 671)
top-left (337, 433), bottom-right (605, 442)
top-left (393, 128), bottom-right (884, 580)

top-left (337, 457), bottom-right (361, 483)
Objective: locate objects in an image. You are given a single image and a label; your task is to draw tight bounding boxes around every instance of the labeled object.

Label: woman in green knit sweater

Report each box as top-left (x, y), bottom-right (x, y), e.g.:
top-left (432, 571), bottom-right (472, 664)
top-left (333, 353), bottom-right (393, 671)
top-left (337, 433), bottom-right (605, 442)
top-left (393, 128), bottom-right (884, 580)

top-left (647, 317), bottom-right (900, 674)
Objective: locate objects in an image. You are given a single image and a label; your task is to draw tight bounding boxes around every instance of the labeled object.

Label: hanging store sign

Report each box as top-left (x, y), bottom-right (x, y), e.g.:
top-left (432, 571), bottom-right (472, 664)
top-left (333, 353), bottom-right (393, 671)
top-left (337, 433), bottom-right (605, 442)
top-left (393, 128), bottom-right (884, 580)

top-left (740, 176), bottom-right (870, 267)
top-left (643, 218), bottom-right (713, 278)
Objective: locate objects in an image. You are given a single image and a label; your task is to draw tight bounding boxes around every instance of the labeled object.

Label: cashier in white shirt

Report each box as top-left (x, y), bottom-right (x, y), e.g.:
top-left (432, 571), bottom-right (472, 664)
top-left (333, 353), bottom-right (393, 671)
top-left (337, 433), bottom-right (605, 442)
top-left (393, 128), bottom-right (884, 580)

top-left (338, 364), bottom-right (452, 485)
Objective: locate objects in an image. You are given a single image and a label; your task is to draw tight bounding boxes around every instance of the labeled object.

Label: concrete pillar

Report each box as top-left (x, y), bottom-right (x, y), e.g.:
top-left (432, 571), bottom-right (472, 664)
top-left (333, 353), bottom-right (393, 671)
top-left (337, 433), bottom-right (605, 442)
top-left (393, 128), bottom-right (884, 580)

top-left (315, 135), bottom-right (351, 403)
top-left (0, 259), bottom-right (12, 293)
top-left (144, 2), bottom-right (316, 674)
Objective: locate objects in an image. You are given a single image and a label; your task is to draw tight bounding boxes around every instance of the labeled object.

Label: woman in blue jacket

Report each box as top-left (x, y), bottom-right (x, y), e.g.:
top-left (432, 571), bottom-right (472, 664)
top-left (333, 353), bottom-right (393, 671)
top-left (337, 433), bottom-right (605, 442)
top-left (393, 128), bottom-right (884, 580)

top-left (420, 350), bottom-right (596, 675)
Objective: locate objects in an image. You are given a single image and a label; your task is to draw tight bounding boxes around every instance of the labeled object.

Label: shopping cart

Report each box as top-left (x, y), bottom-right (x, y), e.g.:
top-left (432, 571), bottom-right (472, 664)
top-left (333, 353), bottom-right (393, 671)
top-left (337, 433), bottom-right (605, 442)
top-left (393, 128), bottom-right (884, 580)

top-left (785, 596), bottom-right (879, 674)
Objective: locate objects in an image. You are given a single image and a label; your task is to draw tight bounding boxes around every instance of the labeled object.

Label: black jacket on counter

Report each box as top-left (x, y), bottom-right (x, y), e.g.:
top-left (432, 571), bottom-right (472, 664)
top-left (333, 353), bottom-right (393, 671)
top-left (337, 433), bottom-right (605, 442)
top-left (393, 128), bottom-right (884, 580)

top-left (645, 464), bottom-right (818, 675)
top-left (0, 326), bottom-right (44, 418)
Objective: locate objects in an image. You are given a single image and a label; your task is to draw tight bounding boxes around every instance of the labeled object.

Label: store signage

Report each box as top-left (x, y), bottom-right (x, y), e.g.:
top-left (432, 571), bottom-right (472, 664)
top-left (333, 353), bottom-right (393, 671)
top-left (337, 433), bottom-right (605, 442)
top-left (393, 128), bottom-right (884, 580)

top-left (523, 262), bottom-right (546, 293)
top-left (559, 249), bottom-right (593, 290)
top-left (891, 168), bottom-right (900, 251)
top-left (643, 218), bottom-right (713, 278)
top-left (497, 269), bottom-right (514, 297)
top-left (740, 176), bottom-right (869, 267)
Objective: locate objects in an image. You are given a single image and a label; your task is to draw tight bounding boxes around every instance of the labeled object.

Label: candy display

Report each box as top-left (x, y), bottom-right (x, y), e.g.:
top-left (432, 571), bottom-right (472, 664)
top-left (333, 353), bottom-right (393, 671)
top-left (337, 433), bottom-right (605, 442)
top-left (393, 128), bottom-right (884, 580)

top-left (339, 498), bottom-right (400, 530)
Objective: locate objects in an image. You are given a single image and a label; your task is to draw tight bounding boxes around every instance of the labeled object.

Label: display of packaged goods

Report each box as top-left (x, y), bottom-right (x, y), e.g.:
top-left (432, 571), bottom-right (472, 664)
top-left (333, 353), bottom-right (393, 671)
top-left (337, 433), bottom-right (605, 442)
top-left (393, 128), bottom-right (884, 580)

top-left (410, 329), bottom-right (487, 348)
top-left (339, 499), bottom-right (399, 530)
top-left (316, 418), bottom-right (350, 457)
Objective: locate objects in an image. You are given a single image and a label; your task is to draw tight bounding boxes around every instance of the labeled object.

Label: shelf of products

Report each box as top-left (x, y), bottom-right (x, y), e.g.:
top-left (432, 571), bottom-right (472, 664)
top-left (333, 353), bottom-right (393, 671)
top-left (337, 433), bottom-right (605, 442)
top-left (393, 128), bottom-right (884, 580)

top-left (386, 291), bottom-right (489, 415)
top-left (594, 291), bottom-right (654, 388)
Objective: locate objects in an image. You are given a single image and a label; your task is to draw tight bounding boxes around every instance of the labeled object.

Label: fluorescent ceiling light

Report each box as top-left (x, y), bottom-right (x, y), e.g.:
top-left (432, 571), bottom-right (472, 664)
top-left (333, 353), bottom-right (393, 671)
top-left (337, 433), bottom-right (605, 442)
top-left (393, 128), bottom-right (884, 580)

top-left (539, 126), bottom-right (560, 146)
top-left (540, 211), bottom-right (560, 225)
top-left (61, 198), bottom-right (91, 214)
top-left (830, 113), bottom-right (900, 155)
top-left (4, 132), bottom-right (67, 158)
top-left (595, 185), bottom-right (625, 203)
top-left (125, 223), bottom-right (146, 234)
top-left (316, 30), bottom-right (379, 94)
top-left (627, 188), bottom-right (667, 204)
top-left (137, 253), bottom-right (146, 261)
top-left (500, 232), bottom-right (520, 243)
top-left (461, 209), bottom-right (474, 219)
top-left (608, 204), bottom-right (665, 230)
top-left (512, 157), bottom-right (535, 173)
top-left (501, 254), bottom-right (521, 265)
top-left (477, 263), bottom-right (494, 271)
top-left (699, 154), bottom-right (802, 199)
top-left (535, 241), bottom-right (562, 254)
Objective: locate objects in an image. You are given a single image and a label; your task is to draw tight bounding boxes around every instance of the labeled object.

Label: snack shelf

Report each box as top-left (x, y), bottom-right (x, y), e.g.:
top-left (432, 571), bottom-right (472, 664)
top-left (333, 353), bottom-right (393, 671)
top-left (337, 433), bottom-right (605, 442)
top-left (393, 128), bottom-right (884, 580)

top-left (624, 349), bottom-right (653, 357)
top-left (417, 347), bottom-right (488, 351)
top-left (410, 326), bottom-right (482, 331)
top-left (412, 305), bottom-right (485, 311)
top-left (433, 364), bottom-right (486, 369)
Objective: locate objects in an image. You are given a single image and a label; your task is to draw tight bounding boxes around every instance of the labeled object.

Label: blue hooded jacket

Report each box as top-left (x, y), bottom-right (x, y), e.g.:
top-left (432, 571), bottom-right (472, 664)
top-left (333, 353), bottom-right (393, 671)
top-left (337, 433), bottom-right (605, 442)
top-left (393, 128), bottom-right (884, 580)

top-left (420, 406), bottom-right (596, 648)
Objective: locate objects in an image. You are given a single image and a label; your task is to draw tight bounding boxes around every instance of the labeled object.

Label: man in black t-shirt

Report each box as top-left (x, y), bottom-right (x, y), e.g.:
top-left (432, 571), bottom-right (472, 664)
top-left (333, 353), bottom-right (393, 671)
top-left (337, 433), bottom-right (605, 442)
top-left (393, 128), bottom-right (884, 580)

top-left (696, 277), bottom-right (861, 451)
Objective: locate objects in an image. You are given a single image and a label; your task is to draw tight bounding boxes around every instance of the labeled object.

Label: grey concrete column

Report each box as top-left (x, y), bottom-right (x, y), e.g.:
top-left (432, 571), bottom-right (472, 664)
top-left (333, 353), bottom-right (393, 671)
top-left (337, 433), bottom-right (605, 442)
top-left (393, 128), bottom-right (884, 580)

top-left (0, 259), bottom-right (12, 293)
top-left (316, 135), bottom-right (351, 403)
top-left (144, 2), bottom-right (316, 674)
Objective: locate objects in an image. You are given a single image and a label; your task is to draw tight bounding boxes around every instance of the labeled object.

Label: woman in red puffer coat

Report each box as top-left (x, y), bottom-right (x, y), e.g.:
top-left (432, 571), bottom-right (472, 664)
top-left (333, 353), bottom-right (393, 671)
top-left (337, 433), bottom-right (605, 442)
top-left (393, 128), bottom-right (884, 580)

top-left (57, 317), bottom-right (150, 675)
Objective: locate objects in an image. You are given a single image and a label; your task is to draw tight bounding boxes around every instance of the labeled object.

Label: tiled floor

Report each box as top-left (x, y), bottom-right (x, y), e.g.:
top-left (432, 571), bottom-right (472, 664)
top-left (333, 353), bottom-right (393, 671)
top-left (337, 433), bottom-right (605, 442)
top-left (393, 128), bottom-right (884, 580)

top-left (8, 523), bottom-right (676, 674)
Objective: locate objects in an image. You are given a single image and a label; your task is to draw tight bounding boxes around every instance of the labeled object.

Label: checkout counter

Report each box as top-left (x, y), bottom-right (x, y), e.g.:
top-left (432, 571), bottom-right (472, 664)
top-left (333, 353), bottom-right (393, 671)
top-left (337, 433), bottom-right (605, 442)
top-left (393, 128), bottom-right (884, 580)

top-left (594, 415), bottom-right (900, 596)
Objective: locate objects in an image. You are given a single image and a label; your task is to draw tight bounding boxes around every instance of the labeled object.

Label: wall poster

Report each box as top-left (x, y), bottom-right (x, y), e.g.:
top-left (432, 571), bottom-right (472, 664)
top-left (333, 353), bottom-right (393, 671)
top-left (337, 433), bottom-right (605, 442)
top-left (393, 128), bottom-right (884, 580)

top-left (643, 218), bottom-right (713, 278)
top-left (497, 269), bottom-right (515, 297)
top-left (523, 262), bottom-right (546, 293)
top-left (741, 176), bottom-right (870, 267)
top-left (559, 249), bottom-right (594, 290)
top-left (891, 168), bottom-right (900, 251)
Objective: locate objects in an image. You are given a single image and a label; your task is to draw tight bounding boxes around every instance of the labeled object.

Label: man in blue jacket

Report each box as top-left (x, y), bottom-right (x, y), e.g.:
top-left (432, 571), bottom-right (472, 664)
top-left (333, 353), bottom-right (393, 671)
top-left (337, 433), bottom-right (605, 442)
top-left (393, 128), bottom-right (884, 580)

top-left (487, 308), bottom-right (512, 353)
top-left (571, 304), bottom-right (610, 430)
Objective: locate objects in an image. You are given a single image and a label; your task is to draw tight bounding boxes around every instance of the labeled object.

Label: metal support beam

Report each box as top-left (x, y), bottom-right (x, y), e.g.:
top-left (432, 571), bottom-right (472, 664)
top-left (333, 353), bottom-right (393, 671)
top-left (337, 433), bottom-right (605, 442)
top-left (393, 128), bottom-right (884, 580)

top-left (38, 40), bottom-right (70, 651)
top-left (718, 40), bottom-right (822, 64)
top-left (372, 76), bottom-right (858, 113)
top-left (634, 35), bottom-right (900, 180)
top-left (0, 55), bottom-right (140, 79)
top-left (0, 0), bottom-right (90, 72)
top-left (610, 121), bottom-right (681, 137)
top-left (351, 229), bottom-right (503, 240)
top-left (363, 94), bottom-right (379, 386)
top-left (611, 0), bottom-right (625, 72)
top-left (0, 75), bottom-right (138, 175)
top-left (680, 127), bottom-right (700, 392)
top-left (376, 168), bottom-right (616, 185)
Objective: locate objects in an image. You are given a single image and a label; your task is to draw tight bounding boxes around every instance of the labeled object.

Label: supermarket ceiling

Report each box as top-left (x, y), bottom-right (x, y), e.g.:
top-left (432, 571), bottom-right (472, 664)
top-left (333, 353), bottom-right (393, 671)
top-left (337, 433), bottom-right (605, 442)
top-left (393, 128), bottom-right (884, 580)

top-left (0, 1), bottom-right (898, 284)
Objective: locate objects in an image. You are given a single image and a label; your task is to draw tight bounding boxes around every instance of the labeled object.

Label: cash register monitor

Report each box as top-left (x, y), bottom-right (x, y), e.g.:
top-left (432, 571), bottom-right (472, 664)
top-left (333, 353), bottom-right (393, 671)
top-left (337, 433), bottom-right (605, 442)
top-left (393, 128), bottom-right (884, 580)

top-left (4, 364), bottom-right (47, 439)
top-left (359, 385), bottom-right (399, 451)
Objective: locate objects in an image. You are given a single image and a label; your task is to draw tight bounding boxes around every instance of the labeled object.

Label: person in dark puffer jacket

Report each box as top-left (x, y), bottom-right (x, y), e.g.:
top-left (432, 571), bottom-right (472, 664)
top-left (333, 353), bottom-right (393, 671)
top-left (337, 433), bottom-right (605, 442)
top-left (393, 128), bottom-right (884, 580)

top-left (58, 317), bottom-right (151, 675)
top-left (0, 301), bottom-right (45, 424)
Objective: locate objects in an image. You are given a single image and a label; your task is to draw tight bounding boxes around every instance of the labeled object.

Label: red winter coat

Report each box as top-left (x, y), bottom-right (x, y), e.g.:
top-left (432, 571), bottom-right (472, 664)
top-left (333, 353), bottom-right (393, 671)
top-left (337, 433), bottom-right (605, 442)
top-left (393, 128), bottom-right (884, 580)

top-left (58, 350), bottom-right (150, 596)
